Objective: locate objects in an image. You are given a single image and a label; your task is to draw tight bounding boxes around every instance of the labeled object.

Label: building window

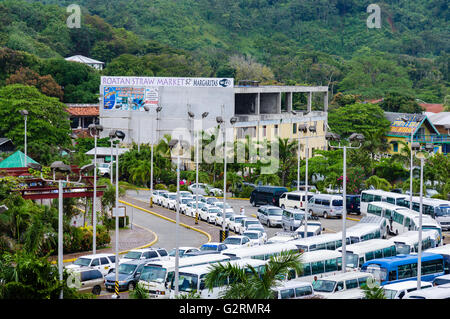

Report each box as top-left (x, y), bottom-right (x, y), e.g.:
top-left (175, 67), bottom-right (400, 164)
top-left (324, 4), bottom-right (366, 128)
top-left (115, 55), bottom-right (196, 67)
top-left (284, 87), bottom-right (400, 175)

top-left (263, 125), bottom-right (267, 137)
top-left (274, 125), bottom-right (279, 136)
top-left (392, 142), bottom-right (398, 152)
top-left (293, 123), bottom-right (297, 134)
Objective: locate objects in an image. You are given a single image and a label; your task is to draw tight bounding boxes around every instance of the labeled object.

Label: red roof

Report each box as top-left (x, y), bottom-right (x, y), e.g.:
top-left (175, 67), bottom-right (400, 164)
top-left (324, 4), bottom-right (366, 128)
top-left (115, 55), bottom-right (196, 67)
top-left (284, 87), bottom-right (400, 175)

top-left (419, 103), bottom-right (444, 113)
top-left (66, 104), bottom-right (99, 116)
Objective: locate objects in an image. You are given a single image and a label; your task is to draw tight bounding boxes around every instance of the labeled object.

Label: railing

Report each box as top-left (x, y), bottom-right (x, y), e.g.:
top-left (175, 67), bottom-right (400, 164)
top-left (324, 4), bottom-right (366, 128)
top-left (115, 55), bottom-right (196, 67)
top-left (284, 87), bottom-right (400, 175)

top-left (413, 134), bottom-right (450, 144)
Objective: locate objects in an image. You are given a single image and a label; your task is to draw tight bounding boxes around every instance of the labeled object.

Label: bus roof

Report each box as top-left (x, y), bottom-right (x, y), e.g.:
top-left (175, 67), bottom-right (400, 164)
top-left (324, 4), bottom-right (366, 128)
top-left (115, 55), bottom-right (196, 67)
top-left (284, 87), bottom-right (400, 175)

top-left (387, 230), bottom-right (438, 246)
top-left (301, 250), bottom-right (342, 263)
top-left (273, 280), bottom-right (312, 291)
top-left (337, 239), bottom-right (394, 255)
top-left (343, 223), bottom-right (380, 237)
top-left (382, 280), bottom-right (433, 291)
top-left (426, 244), bottom-right (450, 256)
top-left (144, 254), bottom-right (230, 268)
top-left (314, 271), bottom-right (371, 282)
top-left (290, 233), bottom-right (343, 247)
top-left (362, 252), bottom-right (443, 267)
top-left (222, 243), bottom-right (298, 258)
top-left (404, 283), bottom-right (450, 299)
top-left (177, 258), bottom-right (266, 276)
top-left (362, 190), bottom-right (407, 199)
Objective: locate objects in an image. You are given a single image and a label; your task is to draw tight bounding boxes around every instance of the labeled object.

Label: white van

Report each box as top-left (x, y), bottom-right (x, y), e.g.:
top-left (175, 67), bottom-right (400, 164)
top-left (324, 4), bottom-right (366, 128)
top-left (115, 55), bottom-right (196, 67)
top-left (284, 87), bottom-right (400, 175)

top-left (279, 191), bottom-right (314, 210)
top-left (312, 271), bottom-right (374, 298)
top-left (403, 283), bottom-right (450, 299)
top-left (272, 280), bottom-right (315, 299)
top-left (383, 280), bottom-right (433, 299)
top-left (308, 194), bottom-right (343, 219)
top-left (281, 208), bottom-right (307, 231)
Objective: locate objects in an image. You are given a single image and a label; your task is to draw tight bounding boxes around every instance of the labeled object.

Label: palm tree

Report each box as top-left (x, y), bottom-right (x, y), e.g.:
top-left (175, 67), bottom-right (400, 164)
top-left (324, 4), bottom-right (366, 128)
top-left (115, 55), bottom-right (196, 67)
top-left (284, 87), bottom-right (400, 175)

top-left (361, 283), bottom-right (386, 299)
top-left (276, 137), bottom-right (298, 186)
top-left (129, 282), bottom-right (150, 299)
top-left (364, 175), bottom-right (392, 191)
top-left (204, 250), bottom-right (303, 299)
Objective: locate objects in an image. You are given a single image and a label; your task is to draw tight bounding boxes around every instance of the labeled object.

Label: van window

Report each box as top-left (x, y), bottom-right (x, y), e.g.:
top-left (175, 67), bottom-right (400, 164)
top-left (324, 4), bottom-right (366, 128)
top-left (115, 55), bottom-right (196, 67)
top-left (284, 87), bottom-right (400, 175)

top-left (303, 263), bottom-right (311, 276)
top-left (157, 249), bottom-right (168, 257)
top-left (288, 194), bottom-right (301, 201)
top-left (322, 200), bottom-right (330, 206)
top-left (315, 198), bottom-right (322, 205)
top-left (100, 257), bottom-right (109, 265)
top-left (144, 251), bottom-right (158, 259)
top-left (280, 288), bottom-right (295, 299)
top-left (295, 285), bottom-right (313, 297)
top-left (108, 256), bottom-right (116, 263)
top-left (91, 258), bottom-right (100, 267)
top-left (345, 279), bottom-right (358, 289)
top-left (332, 199), bottom-right (342, 207)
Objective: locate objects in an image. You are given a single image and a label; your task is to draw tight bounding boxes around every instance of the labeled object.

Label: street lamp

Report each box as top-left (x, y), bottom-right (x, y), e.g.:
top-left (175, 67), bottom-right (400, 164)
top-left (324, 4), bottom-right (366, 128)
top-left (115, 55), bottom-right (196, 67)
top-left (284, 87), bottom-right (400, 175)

top-left (110, 129), bottom-right (125, 299)
top-left (401, 116), bottom-right (415, 210)
top-left (150, 106), bottom-right (163, 208)
top-left (19, 110), bottom-right (28, 167)
top-left (168, 137), bottom-right (188, 298)
top-left (188, 111), bottom-right (209, 224)
top-left (29, 161), bottom-right (91, 299)
top-left (412, 142), bottom-right (434, 291)
top-left (88, 124), bottom-right (104, 255)
top-left (326, 132), bottom-right (365, 272)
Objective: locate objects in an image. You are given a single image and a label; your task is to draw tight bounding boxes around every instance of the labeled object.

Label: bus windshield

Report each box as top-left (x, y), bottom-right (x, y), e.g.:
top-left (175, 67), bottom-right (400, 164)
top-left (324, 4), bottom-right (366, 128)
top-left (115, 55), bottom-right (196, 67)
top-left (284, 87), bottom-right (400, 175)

top-left (436, 206), bottom-right (450, 217)
top-left (395, 243), bottom-right (411, 255)
top-left (362, 264), bottom-right (387, 282)
top-left (345, 253), bottom-right (359, 268)
top-left (173, 273), bottom-right (198, 292)
top-left (312, 280), bottom-right (336, 293)
top-left (383, 289), bottom-right (397, 299)
top-left (140, 266), bottom-right (167, 283)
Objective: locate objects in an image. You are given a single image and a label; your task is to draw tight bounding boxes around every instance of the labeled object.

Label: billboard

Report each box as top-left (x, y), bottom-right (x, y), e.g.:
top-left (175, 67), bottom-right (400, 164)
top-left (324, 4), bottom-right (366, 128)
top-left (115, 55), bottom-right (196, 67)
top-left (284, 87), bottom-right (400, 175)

top-left (101, 76), bottom-right (233, 111)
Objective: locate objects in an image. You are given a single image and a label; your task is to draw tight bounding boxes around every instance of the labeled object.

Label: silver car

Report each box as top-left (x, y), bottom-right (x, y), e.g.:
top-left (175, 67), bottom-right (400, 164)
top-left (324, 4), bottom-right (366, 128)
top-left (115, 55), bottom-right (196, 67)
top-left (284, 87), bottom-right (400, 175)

top-left (257, 205), bottom-right (283, 227)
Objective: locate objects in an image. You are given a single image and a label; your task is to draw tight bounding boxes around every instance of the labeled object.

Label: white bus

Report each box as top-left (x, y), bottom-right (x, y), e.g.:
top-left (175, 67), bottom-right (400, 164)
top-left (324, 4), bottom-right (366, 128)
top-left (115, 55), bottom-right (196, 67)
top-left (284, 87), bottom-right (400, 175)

top-left (426, 244), bottom-right (450, 274)
top-left (222, 243), bottom-right (299, 261)
top-left (169, 258), bottom-right (267, 299)
top-left (285, 250), bottom-right (343, 282)
top-left (403, 283), bottom-right (450, 299)
top-left (366, 201), bottom-right (443, 240)
top-left (312, 271), bottom-right (374, 299)
top-left (289, 233), bottom-right (344, 253)
top-left (336, 239), bottom-right (397, 269)
top-left (387, 230), bottom-right (440, 255)
top-left (337, 223), bottom-right (383, 244)
top-left (272, 280), bottom-right (315, 299)
top-left (401, 196), bottom-right (450, 231)
top-left (360, 190), bottom-right (407, 214)
top-left (138, 254), bottom-right (231, 298)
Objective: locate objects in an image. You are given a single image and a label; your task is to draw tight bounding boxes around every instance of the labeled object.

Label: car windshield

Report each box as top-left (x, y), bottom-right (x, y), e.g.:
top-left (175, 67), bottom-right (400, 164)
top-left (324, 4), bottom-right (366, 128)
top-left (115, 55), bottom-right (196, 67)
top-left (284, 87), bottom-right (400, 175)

top-left (243, 232), bottom-right (258, 239)
top-left (436, 207), bottom-right (450, 217)
top-left (73, 258), bottom-right (91, 266)
top-left (246, 220), bottom-right (260, 226)
top-left (118, 263), bottom-right (137, 275)
top-left (169, 194), bottom-right (177, 199)
top-left (225, 213), bottom-right (233, 218)
top-left (140, 266), bottom-right (167, 283)
top-left (181, 199), bottom-right (191, 204)
top-left (383, 289), bottom-right (397, 299)
top-left (216, 203), bottom-right (231, 208)
top-left (123, 251), bottom-right (142, 260)
top-left (235, 217), bottom-right (245, 223)
top-left (200, 245), bottom-right (217, 251)
top-left (168, 249), bottom-right (187, 257)
top-left (268, 209), bottom-right (282, 216)
top-left (294, 214), bottom-right (304, 220)
top-left (224, 238), bottom-right (242, 245)
top-left (208, 198), bottom-right (218, 203)
top-left (209, 209), bottom-right (220, 213)
top-left (312, 280), bottom-right (336, 293)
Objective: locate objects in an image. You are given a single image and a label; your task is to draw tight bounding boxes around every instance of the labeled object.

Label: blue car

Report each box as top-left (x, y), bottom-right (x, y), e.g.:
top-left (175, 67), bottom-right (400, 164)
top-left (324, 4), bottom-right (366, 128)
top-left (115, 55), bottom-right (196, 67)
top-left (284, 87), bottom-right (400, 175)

top-left (104, 259), bottom-right (147, 292)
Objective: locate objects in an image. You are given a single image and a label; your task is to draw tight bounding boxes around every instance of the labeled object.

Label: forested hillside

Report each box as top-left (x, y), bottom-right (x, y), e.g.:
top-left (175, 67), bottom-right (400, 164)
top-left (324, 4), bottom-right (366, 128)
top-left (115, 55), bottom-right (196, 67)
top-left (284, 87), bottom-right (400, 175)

top-left (0, 0), bottom-right (448, 103)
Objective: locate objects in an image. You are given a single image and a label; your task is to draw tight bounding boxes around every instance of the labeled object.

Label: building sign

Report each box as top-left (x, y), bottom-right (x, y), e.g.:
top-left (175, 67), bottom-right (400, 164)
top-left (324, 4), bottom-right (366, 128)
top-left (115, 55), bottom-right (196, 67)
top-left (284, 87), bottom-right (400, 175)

top-left (101, 76), bottom-right (233, 111)
top-left (390, 115), bottom-right (422, 135)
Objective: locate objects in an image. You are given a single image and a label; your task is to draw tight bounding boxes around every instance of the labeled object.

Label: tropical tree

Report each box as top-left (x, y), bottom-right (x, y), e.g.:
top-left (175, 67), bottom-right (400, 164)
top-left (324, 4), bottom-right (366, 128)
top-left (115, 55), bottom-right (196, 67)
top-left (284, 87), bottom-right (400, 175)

top-left (204, 250), bottom-right (303, 299)
top-left (364, 175), bottom-right (392, 191)
top-left (360, 283), bottom-right (386, 299)
top-left (276, 137), bottom-right (298, 186)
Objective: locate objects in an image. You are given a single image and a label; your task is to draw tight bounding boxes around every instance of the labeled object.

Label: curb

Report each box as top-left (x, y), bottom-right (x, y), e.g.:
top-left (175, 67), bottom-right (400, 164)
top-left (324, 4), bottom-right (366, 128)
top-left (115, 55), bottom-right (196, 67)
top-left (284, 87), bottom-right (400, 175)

top-left (119, 199), bottom-right (212, 244)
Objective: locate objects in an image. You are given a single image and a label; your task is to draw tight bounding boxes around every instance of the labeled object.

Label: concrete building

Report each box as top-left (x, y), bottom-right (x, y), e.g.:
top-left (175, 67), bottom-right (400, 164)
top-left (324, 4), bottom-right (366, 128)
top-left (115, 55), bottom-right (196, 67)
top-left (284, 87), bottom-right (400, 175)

top-left (97, 76), bottom-right (329, 163)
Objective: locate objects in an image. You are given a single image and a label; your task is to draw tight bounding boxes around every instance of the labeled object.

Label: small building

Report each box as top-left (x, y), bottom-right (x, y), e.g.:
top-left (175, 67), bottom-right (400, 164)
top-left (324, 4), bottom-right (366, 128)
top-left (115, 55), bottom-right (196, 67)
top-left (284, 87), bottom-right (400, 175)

top-left (384, 112), bottom-right (448, 155)
top-left (425, 112), bottom-right (450, 154)
top-left (65, 55), bottom-right (105, 70)
top-left (66, 104), bottom-right (100, 130)
top-left (0, 150), bottom-right (39, 168)
top-left (0, 138), bottom-right (15, 153)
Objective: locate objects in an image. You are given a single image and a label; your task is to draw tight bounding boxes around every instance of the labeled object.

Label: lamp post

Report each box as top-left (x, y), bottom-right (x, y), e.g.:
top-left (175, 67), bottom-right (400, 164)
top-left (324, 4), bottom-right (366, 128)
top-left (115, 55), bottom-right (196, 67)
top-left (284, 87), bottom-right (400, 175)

top-left (188, 111), bottom-right (209, 224)
top-left (168, 137), bottom-right (187, 298)
top-left (110, 130), bottom-right (125, 299)
top-left (29, 161), bottom-right (92, 299)
top-left (150, 106), bottom-right (163, 208)
top-left (19, 110), bottom-right (28, 167)
top-left (326, 132), bottom-right (365, 272)
top-left (401, 116), bottom-right (415, 210)
top-left (411, 142), bottom-right (434, 290)
top-left (88, 123), bottom-right (103, 255)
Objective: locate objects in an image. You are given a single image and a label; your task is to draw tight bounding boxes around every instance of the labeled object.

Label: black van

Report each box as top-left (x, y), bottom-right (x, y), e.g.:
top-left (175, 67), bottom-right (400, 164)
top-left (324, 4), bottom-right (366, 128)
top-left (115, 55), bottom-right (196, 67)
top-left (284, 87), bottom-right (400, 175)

top-left (346, 195), bottom-right (361, 215)
top-left (250, 186), bottom-right (288, 207)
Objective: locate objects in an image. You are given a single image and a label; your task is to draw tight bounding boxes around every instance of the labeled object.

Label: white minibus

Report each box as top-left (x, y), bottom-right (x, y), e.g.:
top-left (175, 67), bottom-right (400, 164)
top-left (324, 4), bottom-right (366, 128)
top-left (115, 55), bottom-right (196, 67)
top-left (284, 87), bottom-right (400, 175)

top-left (337, 223), bottom-right (382, 244)
top-left (286, 250), bottom-right (343, 282)
top-left (279, 191), bottom-right (314, 210)
top-left (426, 244), bottom-right (450, 274)
top-left (382, 280), bottom-right (433, 299)
top-left (169, 258), bottom-right (267, 299)
top-left (308, 194), bottom-right (343, 219)
top-left (403, 283), bottom-right (450, 299)
top-left (272, 280), bottom-right (315, 299)
top-left (360, 190), bottom-right (407, 214)
top-left (312, 271), bottom-right (374, 298)
top-left (336, 239), bottom-right (397, 269)
top-left (222, 243), bottom-right (299, 261)
top-left (138, 254), bottom-right (231, 298)
top-left (387, 230), bottom-right (439, 255)
top-left (401, 196), bottom-right (450, 230)
top-left (289, 233), bottom-right (343, 253)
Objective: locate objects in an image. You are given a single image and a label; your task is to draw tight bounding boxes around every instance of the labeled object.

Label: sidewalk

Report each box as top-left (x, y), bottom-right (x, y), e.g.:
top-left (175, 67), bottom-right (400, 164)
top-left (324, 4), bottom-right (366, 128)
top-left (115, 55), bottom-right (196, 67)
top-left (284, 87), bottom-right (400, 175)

top-left (51, 223), bottom-right (157, 263)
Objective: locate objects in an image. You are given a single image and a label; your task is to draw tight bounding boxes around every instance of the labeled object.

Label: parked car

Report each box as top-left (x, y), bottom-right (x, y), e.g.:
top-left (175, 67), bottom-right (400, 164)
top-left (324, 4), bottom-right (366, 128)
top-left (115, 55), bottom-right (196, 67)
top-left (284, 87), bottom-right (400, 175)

top-left (65, 253), bottom-right (116, 276)
top-left (246, 224), bottom-right (268, 242)
top-left (308, 194), bottom-right (343, 219)
top-left (152, 190), bottom-right (168, 205)
top-left (104, 259), bottom-right (147, 292)
top-left (67, 268), bottom-right (105, 295)
top-left (187, 242), bottom-right (228, 255)
top-left (250, 186), bottom-right (288, 207)
top-left (222, 235), bottom-right (252, 249)
top-left (242, 230), bottom-right (266, 246)
top-left (162, 192), bottom-right (177, 208)
top-left (188, 183), bottom-right (223, 196)
top-left (235, 217), bottom-right (263, 235)
top-left (279, 191), bottom-right (314, 210)
top-left (97, 162), bottom-right (111, 177)
top-left (206, 197), bottom-right (220, 206)
top-left (186, 201), bottom-right (207, 217)
top-left (215, 211), bottom-right (234, 227)
top-left (295, 220), bottom-right (323, 238)
top-left (157, 191), bottom-right (169, 206)
top-left (272, 280), bottom-right (315, 299)
top-left (433, 274), bottom-right (450, 286)
top-left (382, 280), bottom-right (433, 299)
top-left (168, 247), bottom-right (201, 258)
top-left (215, 201), bottom-right (234, 214)
top-left (119, 248), bottom-right (168, 264)
top-left (226, 214), bottom-right (247, 233)
top-left (257, 205), bottom-right (283, 227)
top-left (199, 206), bottom-right (221, 223)
top-left (281, 208), bottom-right (307, 231)
top-left (178, 197), bottom-right (194, 213)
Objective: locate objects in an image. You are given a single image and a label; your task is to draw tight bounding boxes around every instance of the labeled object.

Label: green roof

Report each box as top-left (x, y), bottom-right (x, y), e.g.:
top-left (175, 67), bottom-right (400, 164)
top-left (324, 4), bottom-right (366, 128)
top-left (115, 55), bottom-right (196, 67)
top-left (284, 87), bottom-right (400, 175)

top-left (0, 150), bottom-right (39, 168)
